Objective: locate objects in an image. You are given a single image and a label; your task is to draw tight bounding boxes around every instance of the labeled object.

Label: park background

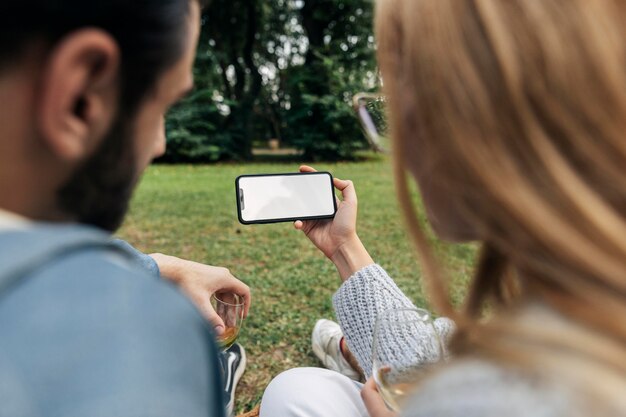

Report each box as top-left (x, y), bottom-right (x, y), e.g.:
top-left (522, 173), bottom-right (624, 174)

top-left (118, 0), bottom-right (476, 413)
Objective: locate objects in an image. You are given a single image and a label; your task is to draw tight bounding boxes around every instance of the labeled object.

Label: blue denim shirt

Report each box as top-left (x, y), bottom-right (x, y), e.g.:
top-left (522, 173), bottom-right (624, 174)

top-left (0, 225), bottom-right (224, 417)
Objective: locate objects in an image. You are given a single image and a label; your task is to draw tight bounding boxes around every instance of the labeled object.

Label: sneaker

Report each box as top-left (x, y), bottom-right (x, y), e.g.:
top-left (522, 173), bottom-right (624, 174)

top-left (311, 319), bottom-right (361, 381)
top-left (220, 343), bottom-right (247, 417)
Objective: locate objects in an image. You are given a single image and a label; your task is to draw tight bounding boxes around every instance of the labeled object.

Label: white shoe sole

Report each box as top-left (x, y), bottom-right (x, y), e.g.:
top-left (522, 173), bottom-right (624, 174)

top-left (311, 320), bottom-right (360, 381)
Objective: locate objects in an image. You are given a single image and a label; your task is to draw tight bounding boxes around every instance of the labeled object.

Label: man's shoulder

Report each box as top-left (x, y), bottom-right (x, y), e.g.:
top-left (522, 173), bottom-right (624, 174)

top-left (0, 223), bottom-right (209, 342)
top-left (0, 225), bottom-right (223, 417)
top-left (0, 224), bottom-right (205, 333)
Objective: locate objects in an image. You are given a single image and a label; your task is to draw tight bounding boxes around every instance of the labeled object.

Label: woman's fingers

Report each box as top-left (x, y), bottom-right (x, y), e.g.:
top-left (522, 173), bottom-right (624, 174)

top-left (299, 165), bottom-right (355, 205)
top-left (334, 177), bottom-right (357, 205)
top-left (361, 378), bottom-right (398, 417)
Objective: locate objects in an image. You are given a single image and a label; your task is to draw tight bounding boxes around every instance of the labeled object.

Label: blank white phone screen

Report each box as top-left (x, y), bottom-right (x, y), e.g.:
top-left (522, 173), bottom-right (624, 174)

top-left (239, 174), bottom-right (335, 222)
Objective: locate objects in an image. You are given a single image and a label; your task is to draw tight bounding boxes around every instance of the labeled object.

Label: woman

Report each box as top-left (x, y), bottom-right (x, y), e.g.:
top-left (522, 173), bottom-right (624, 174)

top-left (262, 1), bottom-right (626, 416)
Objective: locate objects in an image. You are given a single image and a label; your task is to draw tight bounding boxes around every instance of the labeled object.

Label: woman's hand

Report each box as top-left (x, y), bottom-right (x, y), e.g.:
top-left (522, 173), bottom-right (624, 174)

top-left (295, 165), bottom-right (373, 280)
top-left (150, 253), bottom-right (251, 335)
top-left (361, 378), bottom-right (398, 417)
top-left (294, 165), bottom-right (358, 258)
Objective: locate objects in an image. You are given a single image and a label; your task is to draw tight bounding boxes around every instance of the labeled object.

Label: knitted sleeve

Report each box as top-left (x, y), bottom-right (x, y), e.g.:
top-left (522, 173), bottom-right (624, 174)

top-left (332, 264), bottom-right (455, 378)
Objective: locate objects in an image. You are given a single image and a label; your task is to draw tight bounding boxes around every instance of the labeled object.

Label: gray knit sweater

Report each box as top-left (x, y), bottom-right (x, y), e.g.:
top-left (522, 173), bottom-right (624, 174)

top-left (332, 264), bottom-right (591, 417)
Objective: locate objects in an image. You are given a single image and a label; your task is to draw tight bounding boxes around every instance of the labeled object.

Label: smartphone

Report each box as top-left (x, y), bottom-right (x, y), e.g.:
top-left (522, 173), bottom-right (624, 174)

top-left (235, 172), bottom-right (337, 224)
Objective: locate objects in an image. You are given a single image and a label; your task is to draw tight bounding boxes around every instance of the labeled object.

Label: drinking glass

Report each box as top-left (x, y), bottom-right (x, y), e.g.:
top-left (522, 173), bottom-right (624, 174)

top-left (372, 308), bottom-right (445, 411)
top-left (352, 93), bottom-right (390, 153)
top-left (211, 292), bottom-right (244, 350)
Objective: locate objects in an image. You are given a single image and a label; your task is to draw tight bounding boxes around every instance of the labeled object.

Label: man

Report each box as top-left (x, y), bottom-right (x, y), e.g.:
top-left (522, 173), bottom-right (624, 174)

top-left (0, 0), bottom-right (246, 415)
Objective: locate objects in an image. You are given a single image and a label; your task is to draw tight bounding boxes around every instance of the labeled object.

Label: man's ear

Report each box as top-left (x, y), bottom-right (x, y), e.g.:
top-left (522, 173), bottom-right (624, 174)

top-left (37, 29), bottom-right (120, 161)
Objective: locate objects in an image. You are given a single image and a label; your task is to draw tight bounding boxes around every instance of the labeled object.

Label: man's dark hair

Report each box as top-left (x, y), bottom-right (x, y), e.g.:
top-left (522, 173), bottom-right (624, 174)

top-left (0, 0), bottom-right (200, 116)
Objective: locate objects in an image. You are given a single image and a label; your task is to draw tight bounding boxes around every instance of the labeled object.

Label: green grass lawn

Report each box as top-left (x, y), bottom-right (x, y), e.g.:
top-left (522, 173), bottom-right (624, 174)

top-left (118, 156), bottom-right (476, 414)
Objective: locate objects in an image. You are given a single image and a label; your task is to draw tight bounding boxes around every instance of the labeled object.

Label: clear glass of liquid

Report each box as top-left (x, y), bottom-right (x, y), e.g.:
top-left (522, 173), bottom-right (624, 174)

top-left (211, 292), bottom-right (244, 350)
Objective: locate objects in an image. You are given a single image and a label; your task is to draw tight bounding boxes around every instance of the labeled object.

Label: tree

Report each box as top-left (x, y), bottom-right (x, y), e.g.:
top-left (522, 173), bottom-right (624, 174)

top-left (162, 0), bottom-right (377, 162)
top-left (286, 0), bottom-right (377, 160)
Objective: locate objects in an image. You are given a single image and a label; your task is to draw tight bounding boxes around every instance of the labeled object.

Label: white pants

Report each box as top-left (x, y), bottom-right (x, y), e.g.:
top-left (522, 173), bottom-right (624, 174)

top-left (260, 367), bottom-right (369, 417)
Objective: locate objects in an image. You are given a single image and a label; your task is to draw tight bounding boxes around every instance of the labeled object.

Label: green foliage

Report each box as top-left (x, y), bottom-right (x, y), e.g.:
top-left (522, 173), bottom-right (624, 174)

top-left (162, 91), bottom-right (226, 162)
top-left (285, 59), bottom-right (370, 160)
top-left (164, 0), bottom-right (378, 162)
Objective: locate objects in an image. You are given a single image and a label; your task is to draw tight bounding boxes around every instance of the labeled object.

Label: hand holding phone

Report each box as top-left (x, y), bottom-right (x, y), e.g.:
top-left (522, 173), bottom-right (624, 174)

top-left (235, 166), bottom-right (373, 279)
top-left (292, 166), bottom-right (374, 280)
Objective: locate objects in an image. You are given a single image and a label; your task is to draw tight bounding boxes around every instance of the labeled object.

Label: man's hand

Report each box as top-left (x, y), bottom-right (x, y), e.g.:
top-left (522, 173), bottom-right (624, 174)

top-left (361, 378), bottom-right (398, 417)
top-left (150, 253), bottom-right (251, 335)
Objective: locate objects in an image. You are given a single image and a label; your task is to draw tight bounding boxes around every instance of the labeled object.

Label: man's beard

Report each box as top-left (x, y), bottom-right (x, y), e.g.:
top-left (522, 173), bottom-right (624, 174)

top-left (57, 115), bottom-right (138, 232)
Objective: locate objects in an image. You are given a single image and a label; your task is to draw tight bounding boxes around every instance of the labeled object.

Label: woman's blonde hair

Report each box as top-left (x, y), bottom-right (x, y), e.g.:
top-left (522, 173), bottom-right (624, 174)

top-left (375, 0), bottom-right (626, 404)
